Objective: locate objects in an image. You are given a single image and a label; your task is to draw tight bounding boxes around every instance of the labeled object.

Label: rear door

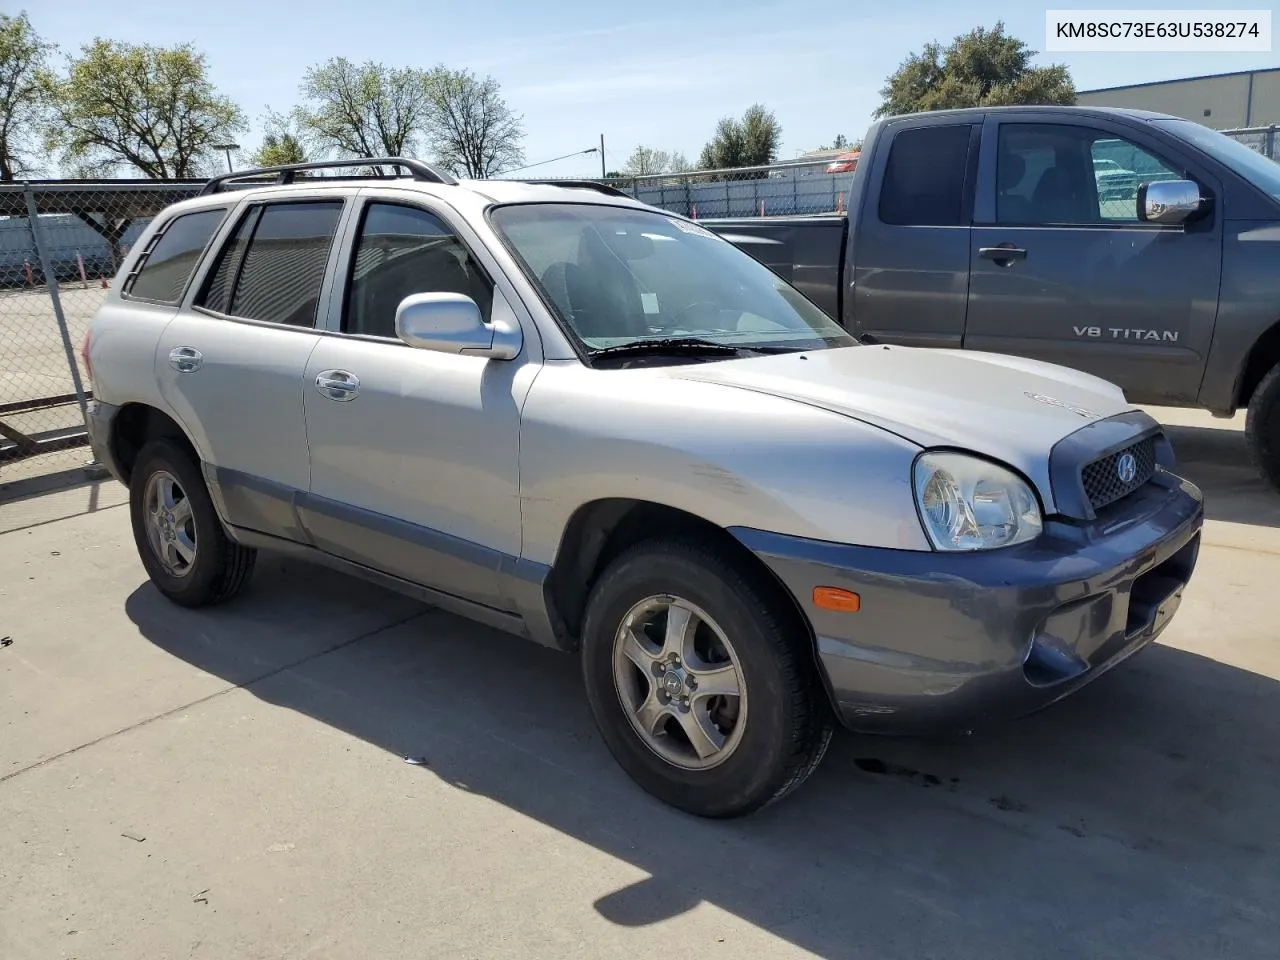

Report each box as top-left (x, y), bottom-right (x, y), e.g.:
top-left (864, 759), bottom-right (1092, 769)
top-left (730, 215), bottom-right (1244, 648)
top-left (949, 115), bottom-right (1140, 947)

top-left (849, 116), bottom-right (981, 346)
top-left (155, 193), bottom-right (351, 537)
top-left (964, 117), bottom-right (1222, 405)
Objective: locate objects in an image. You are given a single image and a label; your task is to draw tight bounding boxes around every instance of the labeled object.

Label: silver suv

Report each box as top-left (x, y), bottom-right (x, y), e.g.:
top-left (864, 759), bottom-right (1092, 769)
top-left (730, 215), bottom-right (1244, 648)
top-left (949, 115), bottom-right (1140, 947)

top-left (85, 158), bottom-right (1204, 818)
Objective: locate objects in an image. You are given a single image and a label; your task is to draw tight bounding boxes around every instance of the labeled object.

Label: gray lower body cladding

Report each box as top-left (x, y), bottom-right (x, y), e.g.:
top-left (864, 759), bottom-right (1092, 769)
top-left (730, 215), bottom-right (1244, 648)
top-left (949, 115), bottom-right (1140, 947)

top-left (730, 471), bottom-right (1204, 734)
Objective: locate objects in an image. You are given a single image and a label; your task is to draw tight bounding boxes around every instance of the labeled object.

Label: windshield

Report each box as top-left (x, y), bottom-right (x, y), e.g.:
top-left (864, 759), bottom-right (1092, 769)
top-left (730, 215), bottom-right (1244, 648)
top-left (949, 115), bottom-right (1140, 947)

top-left (1154, 118), bottom-right (1280, 204)
top-left (489, 203), bottom-right (853, 359)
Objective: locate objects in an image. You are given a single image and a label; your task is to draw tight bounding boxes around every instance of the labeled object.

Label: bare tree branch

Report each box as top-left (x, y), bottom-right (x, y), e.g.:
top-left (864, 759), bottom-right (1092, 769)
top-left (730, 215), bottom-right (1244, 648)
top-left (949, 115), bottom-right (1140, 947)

top-left (293, 58), bottom-right (430, 159)
top-left (423, 68), bottom-right (524, 178)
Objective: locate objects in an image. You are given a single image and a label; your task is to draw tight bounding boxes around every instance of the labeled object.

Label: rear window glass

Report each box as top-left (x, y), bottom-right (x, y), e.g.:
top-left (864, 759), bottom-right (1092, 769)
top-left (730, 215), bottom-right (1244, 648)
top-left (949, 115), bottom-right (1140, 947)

top-left (878, 125), bottom-right (972, 226)
top-left (125, 208), bottom-right (227, 303)
top-left (197, 201), bottom-right (343, 328)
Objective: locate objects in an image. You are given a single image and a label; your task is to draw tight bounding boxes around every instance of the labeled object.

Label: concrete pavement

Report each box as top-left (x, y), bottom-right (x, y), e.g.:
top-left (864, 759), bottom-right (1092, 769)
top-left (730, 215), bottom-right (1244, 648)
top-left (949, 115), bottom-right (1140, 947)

top-left (1, 409), bottom-right (1277, 959)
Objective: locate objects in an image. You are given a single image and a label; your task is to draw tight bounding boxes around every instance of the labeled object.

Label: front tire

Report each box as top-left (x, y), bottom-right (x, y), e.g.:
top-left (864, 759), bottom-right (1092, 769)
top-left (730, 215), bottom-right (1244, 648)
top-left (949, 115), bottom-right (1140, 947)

top-left (1247, 362), bottom-right (1280, 492)
top-left (581, 538), bottom-right (833, 818)
top-left (129, 439), bottom-right (256, 607)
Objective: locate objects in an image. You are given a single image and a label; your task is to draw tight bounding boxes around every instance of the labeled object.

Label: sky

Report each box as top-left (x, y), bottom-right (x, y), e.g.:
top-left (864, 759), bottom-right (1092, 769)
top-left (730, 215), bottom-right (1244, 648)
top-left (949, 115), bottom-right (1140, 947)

top-left (26, 0), bottom-right (1280, 178)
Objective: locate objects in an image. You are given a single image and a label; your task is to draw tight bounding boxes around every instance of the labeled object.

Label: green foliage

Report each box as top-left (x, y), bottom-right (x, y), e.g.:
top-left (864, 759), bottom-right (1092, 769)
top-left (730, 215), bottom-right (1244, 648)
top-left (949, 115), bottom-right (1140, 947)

top-left (0, 11), bottom-right (56, 180)
top-left (47, 39), bottom-right (245, 178)
top-left (250, 132), bottom-right (307, 168)
top-left (423, 67), bottom-right (523, 178)
top-left (699, 103), bottom-right (781, 170)
top-left (876, 22), bottom-right (1075, 117)
top-left (249, 109), bottom-right (308, 167)
top-left (292, 57), bottom-right (428, 158)
top-left (289, 60), bottom-right (524, 178)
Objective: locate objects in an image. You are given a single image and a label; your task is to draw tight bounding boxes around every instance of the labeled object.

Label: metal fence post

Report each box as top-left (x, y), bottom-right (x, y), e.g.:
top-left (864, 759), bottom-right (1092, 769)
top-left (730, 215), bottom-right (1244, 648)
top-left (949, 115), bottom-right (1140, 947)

top-left (1268, 126), bottom-right (1277, 160)
top-left (23, 184), bottom-right (90, 426)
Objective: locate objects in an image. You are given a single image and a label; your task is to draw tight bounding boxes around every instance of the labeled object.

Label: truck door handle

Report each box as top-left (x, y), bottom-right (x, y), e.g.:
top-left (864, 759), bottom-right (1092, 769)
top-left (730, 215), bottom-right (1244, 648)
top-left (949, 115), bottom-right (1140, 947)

top-left (978, 245), bottom-right (1027, 266)
top-left (168, 346), bottom-right (203, 373)
top-left (315, 369), bottom-right (360, 401)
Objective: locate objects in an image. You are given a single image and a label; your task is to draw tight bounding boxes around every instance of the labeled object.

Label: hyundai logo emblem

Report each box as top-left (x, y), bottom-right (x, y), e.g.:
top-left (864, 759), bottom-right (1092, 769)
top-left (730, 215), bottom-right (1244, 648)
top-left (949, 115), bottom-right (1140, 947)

top-left (1116, 452), bottom-right (1138, 484)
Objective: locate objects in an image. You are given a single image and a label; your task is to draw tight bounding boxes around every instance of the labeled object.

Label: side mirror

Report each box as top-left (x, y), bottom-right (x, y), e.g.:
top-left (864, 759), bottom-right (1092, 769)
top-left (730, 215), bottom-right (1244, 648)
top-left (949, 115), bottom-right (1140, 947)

top-left (394, 292), bottom-right (521, 360)
top-left (1138, 179), bottom-right (1204, 224)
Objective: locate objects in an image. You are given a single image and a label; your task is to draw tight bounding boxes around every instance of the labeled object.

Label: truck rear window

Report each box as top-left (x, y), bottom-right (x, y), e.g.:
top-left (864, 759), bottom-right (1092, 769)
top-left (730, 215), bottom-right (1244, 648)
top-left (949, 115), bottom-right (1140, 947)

top-left (879, 125), bottom-right (972, 227)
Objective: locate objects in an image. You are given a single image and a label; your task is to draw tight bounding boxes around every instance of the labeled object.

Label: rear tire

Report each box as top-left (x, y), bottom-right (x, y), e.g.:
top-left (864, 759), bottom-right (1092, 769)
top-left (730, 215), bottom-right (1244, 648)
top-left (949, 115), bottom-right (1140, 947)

top-left (1247, 363), bottom-right (1280, 492)
top-left (129, 439), bottom-right (256, 607)
top-left (581, 538), bottom-right (833, 818)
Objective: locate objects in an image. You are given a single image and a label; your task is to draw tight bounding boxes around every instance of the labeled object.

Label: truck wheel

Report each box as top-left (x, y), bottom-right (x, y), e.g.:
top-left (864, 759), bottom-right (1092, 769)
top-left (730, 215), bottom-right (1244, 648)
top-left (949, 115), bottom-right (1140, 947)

top-left (1247, 363), bottom-right (1280, 491)
top-left (129, 439), bottom-right (256, 607)
top-left (580, 538), bottom-right (833, 818)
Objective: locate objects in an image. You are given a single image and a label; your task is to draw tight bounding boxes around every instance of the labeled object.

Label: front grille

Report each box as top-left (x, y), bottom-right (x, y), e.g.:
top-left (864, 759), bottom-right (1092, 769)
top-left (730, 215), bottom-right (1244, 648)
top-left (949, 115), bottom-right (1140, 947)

top-left (1081, 437), bottom-right (1157, 511)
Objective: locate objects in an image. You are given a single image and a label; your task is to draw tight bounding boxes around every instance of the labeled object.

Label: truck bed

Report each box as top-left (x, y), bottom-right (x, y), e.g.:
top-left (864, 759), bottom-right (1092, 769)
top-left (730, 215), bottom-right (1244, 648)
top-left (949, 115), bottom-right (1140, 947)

top-left (700, 215), bottom-right (846, 322)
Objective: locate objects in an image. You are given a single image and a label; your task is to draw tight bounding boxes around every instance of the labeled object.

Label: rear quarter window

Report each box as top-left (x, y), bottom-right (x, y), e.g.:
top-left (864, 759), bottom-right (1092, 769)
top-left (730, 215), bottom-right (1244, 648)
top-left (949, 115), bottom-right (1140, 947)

top-left (878, 125), bottom-right (973, 226)
top-left (123, 208), bottom-right (228, 304)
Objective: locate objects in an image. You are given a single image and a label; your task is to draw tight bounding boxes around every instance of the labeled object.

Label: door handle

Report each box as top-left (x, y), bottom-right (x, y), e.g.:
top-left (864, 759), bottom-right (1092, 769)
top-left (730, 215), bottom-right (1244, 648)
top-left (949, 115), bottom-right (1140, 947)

top-left (168, 346), bottom-right (203, 373)
top-left (978, 244), bottom-right (1028, 266)
top-left (315, 369), bottom-right (360, 402)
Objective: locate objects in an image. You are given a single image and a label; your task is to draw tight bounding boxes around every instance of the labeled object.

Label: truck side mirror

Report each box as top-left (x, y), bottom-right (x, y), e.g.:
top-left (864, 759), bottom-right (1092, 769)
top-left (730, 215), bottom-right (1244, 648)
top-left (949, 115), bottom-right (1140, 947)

top-left (1138, 179), bottom-right (1204, 224)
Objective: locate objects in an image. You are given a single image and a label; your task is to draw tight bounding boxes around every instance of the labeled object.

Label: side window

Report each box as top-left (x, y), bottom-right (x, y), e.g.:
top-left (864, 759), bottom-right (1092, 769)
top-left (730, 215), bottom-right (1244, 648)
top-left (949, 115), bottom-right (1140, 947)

top-left (996, 125), bottom-right (1182, 225)
top-left (345, 202), bottom-right (494, 339)
top-left (196, 200), bottom-right (343, 328)
top-left (1091, 137), bottom-right (1183, 220)
top-left (124, 208), bottom-right (227, 304)
top-left (878, 125), bottom-right (972, 226)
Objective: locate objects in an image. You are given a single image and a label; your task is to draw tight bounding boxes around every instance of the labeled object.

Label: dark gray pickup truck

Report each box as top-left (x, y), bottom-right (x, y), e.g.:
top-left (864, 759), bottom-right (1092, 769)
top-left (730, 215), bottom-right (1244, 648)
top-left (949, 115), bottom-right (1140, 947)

top-left (706, 106), bottom-right (1280, 489)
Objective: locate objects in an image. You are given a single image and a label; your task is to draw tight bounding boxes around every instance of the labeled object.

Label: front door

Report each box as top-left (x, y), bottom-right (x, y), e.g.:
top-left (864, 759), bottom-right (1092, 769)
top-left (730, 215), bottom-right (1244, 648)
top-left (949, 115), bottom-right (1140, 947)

top-left (156, 196), bottom-right (349, 537)
top-left (300, 197), bottom-right (534, 612)
top-left (964, 119), bottom-right (1222, 406)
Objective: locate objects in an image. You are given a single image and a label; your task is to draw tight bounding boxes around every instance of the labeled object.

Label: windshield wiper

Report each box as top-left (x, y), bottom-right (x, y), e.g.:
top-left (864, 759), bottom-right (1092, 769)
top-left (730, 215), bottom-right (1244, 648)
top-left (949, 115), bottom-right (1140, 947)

top-left (587, 337), bottom-right (752, 362)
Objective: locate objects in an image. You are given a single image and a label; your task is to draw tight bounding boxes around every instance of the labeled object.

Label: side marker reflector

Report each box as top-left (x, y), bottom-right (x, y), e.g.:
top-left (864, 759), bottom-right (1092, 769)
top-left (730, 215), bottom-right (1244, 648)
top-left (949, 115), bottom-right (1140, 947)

top-left (813, 586), bottom-right (861, 612)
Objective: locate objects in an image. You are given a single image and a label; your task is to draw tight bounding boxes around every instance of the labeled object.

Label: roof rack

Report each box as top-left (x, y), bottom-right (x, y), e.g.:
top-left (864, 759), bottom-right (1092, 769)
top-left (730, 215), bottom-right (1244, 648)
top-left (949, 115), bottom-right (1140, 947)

top-left (198, 157), bottom-right (458, 196)
top-left (515, 179), bottom-right (631, 198)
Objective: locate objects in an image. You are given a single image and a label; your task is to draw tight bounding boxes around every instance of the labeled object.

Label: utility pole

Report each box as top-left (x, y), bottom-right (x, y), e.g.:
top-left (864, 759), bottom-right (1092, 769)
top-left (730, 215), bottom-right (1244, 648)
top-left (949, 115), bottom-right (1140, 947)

top-left (600, 134), bottom-right (606, 179)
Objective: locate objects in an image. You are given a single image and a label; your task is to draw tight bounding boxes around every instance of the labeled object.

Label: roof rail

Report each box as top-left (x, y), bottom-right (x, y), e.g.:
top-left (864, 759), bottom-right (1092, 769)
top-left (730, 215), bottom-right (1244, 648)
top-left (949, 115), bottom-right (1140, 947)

top-left (515, 179), bottom-right (631, 198)
top-left (198, 157), bottom-right (458, 196)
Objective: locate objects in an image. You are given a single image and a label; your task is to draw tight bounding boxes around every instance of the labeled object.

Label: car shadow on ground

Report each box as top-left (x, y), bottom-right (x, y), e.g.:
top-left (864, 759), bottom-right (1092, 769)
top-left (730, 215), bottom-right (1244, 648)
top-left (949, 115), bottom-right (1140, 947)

top-left (1164, 422), bottom-right (1280, 527)
top-left (126, 559), bottom-right (1280, 960)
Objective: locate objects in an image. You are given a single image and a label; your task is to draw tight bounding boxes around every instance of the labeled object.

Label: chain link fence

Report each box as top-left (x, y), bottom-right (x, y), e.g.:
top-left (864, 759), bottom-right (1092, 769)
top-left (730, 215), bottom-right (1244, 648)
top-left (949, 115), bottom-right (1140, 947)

top-left (603, 158), bottom-right (858, 219)
top-left (0, 182), bottom-right (199, 491)
top-left (1221, 125), bottom-right (1280, 160)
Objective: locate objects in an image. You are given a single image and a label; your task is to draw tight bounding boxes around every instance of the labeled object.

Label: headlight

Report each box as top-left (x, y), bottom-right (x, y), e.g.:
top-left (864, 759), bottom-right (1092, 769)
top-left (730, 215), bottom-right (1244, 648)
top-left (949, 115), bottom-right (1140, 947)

top-left (913, 452), bottom-right (1042, 551)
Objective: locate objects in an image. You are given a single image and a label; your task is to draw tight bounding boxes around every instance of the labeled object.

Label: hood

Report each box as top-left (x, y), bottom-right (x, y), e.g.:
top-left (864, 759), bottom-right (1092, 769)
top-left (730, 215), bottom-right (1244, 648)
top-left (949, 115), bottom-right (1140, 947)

top-left (664, 344), bottom-right (1134, 510)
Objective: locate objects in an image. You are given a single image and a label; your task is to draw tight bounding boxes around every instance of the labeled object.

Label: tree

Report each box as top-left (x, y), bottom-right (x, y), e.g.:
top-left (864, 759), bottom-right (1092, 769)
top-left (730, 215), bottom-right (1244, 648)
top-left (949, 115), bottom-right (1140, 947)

top-left (47, 39), bottom-right (245, 178)
top-left (624, 145), bottom-right (671, 176)
top-left (699, 103), bottom-right (780, 170)
top-left (250, 131), bottom-right (307, 168)
top-left (833, 133), bottom-right (848, 149)
top-left (423, 67), bottom-right (523, 178)
top-left (667, 151), bottom-right (691, 173)
top-left (293, 58), bottom-right (430, 159)
top-left (876, 22), bottom-right (1075, 117)
top-left (0, 12), bottom-right (55, 180)
top-left (248, 109), bottom-right (307, 167)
